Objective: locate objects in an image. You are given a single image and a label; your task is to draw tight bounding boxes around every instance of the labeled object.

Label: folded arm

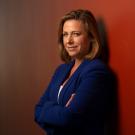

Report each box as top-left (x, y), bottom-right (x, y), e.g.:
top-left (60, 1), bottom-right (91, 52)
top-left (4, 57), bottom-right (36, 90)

top-left (35, 67), bottom-right (111, 128)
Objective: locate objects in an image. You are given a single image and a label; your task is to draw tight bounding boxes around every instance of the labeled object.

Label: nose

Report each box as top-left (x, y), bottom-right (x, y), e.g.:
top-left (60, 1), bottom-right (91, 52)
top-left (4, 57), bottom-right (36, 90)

top-left (66, 35), bottom-right (73, 44)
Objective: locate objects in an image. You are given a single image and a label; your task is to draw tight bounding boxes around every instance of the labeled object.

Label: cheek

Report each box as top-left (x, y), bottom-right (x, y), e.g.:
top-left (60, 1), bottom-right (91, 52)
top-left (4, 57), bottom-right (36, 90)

top-left (82, 42), bottom-right (90, 54)
top-left (63, 39), bottom-right (67, 47)
top-left (75, 38), bottom-right (84, 45)
top-left (63, 41), bottom-right (66, 48)
top-left (79, 38), bottom-right (89, 48)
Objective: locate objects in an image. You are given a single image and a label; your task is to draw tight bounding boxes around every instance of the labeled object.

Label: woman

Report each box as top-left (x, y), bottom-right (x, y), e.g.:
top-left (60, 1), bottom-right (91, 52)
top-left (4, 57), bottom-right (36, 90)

top-left (35, 9), bottom-right (113, 135)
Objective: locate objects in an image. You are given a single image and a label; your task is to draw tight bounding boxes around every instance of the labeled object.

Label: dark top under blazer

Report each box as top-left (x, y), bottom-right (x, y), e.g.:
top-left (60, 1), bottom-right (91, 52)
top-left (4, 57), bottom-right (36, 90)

top-left (35, 59), bottom-right (114, 135)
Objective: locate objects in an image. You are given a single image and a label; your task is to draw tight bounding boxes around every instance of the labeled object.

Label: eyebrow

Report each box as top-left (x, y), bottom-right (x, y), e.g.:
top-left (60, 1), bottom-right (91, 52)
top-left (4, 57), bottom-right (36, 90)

top-left (63, 31), bottom-right (81, 33)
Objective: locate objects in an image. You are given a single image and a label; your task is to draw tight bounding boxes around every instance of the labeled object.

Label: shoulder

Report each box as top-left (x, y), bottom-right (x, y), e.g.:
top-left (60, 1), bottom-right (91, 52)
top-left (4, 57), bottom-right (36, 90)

top-left (55, 62), bottom-right (72, 72)
top-left (52, 61), bottom-right (73, 76)
top-left (83, 58), bottom-right (109, 70)
top-left (81, 59), bottom-right (111, 77)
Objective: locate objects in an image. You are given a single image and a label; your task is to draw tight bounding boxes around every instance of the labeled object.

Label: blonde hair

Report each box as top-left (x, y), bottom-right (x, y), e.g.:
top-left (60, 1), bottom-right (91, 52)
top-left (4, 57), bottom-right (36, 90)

top-left (58, 9), bottom-right (102, 63)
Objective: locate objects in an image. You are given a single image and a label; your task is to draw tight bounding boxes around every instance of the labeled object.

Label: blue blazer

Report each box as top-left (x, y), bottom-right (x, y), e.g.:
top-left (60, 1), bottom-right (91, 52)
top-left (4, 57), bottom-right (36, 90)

top-left (35, 59), bottom-right (114, 135)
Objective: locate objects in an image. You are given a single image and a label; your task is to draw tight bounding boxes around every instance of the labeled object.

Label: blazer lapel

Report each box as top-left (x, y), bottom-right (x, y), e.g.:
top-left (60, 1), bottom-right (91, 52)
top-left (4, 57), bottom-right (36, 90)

top-left (58, 60), bottom-right (89, 105)
top-left (55, 61), bottom-right (74, 102)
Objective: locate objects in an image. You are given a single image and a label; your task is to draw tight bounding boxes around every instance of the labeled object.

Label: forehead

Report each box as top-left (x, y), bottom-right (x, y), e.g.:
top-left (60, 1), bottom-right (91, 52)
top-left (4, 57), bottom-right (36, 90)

top-left (63, 19), bottom-right (85, 31)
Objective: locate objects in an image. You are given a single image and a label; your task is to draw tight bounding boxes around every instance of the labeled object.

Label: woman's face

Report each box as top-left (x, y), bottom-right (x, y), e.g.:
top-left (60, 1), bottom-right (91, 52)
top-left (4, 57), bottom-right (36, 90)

top-left (63, 20), bottom-right (90, 59)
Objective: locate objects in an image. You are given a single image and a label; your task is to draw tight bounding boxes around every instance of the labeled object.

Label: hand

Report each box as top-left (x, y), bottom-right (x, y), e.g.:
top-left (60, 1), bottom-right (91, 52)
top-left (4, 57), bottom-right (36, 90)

top-left (65, 93), bottom-right (76, 107)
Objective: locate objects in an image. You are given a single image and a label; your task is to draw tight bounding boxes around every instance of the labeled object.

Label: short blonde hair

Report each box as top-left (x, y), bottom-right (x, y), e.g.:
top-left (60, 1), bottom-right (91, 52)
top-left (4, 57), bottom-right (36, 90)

top-left (58, 9), bottom-right (102, 63)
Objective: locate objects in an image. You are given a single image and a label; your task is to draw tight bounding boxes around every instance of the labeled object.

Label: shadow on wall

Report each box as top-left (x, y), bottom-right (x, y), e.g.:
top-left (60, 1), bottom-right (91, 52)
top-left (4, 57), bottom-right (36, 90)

top-left (97, 17), bottom-right (119, 135)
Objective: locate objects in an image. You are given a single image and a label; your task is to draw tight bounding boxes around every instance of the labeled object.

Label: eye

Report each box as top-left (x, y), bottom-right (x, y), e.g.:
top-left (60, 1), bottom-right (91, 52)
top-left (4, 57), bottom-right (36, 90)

top-left (63, 33), bottom-right (68, 37)
top-left (72, 32), bottom-right (81, 37)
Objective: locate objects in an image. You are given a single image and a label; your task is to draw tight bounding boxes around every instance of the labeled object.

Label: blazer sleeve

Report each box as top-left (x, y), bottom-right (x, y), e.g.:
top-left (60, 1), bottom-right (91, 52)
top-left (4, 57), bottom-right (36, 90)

top-left (35, 64), bottom-right (113, 128)
top-left (34, 65), bottom-right (63, 129)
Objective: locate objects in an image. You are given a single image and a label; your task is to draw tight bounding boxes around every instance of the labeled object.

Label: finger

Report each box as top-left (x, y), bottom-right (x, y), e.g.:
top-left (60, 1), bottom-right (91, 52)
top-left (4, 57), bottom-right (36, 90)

top-left (65, 93), bottom-right (76, 107)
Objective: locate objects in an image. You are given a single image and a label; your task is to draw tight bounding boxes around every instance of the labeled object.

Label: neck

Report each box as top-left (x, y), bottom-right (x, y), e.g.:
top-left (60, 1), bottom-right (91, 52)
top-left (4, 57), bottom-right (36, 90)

top-left (74, 58), bottom-right (83, 68)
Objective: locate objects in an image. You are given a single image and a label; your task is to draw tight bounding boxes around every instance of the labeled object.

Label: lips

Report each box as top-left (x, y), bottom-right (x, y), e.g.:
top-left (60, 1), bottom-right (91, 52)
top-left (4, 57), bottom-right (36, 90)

top-left (67, 46), bottom-right (78, 52)
top-left (67, 46), bottom-right (78, 49)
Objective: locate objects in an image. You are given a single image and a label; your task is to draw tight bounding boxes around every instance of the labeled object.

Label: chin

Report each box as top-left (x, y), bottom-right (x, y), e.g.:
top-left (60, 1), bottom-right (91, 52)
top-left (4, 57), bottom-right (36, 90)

top-left (69, 55), bottom-right (81, 60)
top-left (68, 53), bottom-right (77, 58)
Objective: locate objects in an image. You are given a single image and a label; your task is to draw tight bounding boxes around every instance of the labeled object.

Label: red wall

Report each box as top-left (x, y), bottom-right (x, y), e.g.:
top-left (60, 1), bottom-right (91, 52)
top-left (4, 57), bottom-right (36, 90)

top-left (0, 0), bottom-right (135, 135)
top-left (84, 1), bottom-right (135, 135)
